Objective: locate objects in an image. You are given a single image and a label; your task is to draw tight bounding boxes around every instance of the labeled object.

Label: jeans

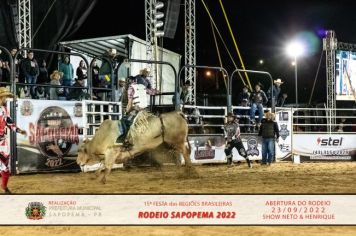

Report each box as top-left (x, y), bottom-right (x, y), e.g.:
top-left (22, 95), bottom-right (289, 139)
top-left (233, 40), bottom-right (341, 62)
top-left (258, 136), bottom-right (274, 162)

top-left (25, 75), bottom-right (37, 98)
top-left (262, 138), bottom-right (275, 164)
top-left (62, 79), bottom-right (72, 96)
top-left (250, 102), bottom-right (264, 124)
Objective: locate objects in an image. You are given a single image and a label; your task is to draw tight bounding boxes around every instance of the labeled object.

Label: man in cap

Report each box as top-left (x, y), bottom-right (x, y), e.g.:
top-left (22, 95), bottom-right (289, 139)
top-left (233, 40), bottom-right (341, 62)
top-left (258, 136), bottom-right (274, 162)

top-left (224, 112), bottom-right (252, 168)
top-left (66, 76), bottom-right (91, 101)
top-left (258, 112), bottom-right (279, 165)
top-left (0, 87), bottom-right (27, 194)
top-left (267, 78), bottom-right (284, 107)
top-left (115, 77), bottom-right (126, 102)
top-left (99, 48), bottom-right (119, 88)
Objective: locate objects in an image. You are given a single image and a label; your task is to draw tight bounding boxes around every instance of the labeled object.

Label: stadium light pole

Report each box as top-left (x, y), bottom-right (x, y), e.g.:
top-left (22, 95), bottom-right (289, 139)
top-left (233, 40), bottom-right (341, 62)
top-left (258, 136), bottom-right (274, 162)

top-left (286, 41), bottom-right (305, 108)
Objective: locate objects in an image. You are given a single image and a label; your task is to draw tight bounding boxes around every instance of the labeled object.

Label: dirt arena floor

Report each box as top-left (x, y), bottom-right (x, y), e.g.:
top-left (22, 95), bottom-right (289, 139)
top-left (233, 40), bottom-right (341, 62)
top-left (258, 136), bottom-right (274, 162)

top-left (9, 162), bottom-right (356, 193)
top-left (4, 162), bottom-right (356, 235)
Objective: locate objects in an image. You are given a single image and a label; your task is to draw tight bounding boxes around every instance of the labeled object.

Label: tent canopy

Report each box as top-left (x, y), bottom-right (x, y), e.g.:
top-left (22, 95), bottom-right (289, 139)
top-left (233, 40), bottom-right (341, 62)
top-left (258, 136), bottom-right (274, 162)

top-left (59, 34), bottom-right (139, 59)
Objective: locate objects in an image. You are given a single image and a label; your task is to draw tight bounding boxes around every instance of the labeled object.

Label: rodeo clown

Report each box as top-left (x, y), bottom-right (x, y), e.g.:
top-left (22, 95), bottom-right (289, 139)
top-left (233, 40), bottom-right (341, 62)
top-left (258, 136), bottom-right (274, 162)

top-left (0, 87), bottom-right (27, 194)
top-left (224, 112), bottom-right (252, 168)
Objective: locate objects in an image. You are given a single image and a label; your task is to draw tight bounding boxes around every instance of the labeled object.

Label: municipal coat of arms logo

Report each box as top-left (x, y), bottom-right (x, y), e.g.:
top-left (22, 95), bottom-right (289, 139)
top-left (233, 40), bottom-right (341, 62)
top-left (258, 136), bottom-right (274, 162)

top-left (246, 137), bottom-right (259, 156)
top-left (25, 202), bottom-right (46, 220)
top-left (279, 124), bottom-right (290, 140)
top-left (20, 100), bottom-right (33, 116)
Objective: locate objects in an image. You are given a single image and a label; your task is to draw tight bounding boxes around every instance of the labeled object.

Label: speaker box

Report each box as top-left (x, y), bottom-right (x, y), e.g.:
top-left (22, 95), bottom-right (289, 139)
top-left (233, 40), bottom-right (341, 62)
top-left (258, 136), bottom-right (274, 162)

top-left (164, 0), bottom-right (181, 39)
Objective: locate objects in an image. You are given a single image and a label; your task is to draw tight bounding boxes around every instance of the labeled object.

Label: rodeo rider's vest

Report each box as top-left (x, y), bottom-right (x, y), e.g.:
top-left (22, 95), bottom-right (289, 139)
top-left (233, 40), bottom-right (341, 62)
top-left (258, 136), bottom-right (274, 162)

top-left (131, 83), bottom-right (149, 109)
top-left (224, 122), bottom-right (240, 142)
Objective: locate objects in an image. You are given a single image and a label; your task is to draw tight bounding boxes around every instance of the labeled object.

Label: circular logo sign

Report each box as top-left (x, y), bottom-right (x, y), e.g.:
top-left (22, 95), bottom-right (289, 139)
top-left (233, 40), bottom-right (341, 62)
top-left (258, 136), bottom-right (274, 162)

top-left (34, 106), bottom-right (77, 160)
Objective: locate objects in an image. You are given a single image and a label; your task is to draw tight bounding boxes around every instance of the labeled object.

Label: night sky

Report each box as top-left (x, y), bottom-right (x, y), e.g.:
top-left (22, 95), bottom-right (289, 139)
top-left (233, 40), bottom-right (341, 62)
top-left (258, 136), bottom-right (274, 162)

top-left (71, 0), bottom-right (356, 105)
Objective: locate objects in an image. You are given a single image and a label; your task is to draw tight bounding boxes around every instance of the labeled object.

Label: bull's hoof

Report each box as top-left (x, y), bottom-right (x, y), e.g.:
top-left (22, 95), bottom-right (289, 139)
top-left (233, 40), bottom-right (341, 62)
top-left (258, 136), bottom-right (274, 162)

top-left (186, 167), bottom-right (199, 178)
top-left (100, 177), bottom-right (106, 184)
top-left (90, 173), bottom-right (100, 180)
top-left (177, 167), bottom-right (199, 179)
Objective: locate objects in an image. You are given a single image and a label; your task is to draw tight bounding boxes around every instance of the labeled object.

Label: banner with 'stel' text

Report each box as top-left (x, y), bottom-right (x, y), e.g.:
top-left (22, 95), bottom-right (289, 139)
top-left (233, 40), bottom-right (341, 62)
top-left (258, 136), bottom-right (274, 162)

top-left (1, 195), bottom-right (356, 225)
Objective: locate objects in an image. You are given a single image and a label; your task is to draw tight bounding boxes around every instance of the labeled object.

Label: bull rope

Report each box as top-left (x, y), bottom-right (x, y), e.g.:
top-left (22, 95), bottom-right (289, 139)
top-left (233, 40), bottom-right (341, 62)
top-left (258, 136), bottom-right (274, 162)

top-left (126, 111), bottom-right (155, 143)
top-left (159, 115), bottom-right (165, 142)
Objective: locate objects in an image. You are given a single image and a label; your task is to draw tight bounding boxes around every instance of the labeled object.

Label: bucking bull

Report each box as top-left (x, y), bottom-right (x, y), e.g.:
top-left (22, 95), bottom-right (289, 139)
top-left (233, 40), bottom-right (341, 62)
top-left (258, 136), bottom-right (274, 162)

top-left (77, 111), bottom-right (196, 183)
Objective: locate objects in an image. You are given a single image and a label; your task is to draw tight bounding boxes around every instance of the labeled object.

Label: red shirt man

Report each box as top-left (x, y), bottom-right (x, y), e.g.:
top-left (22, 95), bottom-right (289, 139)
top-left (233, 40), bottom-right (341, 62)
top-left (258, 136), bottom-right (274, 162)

top-left (0, 87), bottom-right (27, 194)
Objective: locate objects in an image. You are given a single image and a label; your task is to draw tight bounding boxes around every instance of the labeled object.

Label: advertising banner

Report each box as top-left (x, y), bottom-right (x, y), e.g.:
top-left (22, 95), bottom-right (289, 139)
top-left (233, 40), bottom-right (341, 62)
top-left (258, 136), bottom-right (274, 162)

top-left (275, 109), bottom-right (292, 160)
top-left (16, 99), bottom-right (83, 173)
top-left (188, 134), bottom-right (267, 164)
top-left (0, 195), bottom-right (356, 225)
top-left (293, 134), bottom-right (356, 161)
top-left (187, 110), bottom-right (292, 164)
top-left (336, 50), bottom-right (356, 101)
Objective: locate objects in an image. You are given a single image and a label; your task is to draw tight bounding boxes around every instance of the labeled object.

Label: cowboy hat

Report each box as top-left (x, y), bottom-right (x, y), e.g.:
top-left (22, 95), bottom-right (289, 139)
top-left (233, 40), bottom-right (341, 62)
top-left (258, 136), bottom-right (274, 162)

top-left (140, 68), bottom-right (151, 75)
top-left (0, 87), bottom-right (14, 98)
top-left (274, 78), bottom-right (284, 84)
top-left (50, 70), bottom-right (64, 80)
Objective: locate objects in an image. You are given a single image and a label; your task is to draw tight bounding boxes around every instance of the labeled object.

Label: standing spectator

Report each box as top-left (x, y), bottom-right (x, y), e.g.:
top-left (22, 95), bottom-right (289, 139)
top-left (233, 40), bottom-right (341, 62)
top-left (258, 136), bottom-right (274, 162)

top-left (10, 47), bottom-right (24, 97)
top-left (49, 70), bottom-right (64, 100)
top-left (180, 80), bottom-right (192, 105)
top-left (258, 112), bottom-right (279, 166)
top-left (0, 87), bottom-right (27, 194)
top-left (91, 59), bottom-right (101, 100)
top-left (59, 55), bottom-right (74, 95)
top-left (66, 77), bottom-right (91, 101)
top-left (115, 77), bottom-right (126, 102)
top-left (224, 112), bottom-right (252, 168)
top-left (76, 60), bottom-right (87, 79)
top-left (99, 49), bottom-right (119, 100)
top-left (37, 59), bottom-right (49, 99)
top-left (277, 93), bottom-right (288, 107)
top-left (173, 80), bottom-right (192, 105)
top-left (267, 78), bottom-right (284, 107)
top-left (249, 82), bottom-right (268, 128)
top-left (20, 51), bottom-right (39, 99)
top-left (99, 48), bottom-right (118, 87)
top-left (92, 59), bottom-right (100, 87)
top-left (1, 60), bottom-right (11, 84)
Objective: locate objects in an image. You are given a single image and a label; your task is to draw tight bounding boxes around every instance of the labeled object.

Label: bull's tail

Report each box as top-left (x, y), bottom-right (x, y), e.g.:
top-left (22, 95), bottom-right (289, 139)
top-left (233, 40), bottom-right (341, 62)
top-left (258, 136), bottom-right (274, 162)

top-left (178, 111), bottom-right (191, 154)
top-left (186, 134), bottom-right (191, 155)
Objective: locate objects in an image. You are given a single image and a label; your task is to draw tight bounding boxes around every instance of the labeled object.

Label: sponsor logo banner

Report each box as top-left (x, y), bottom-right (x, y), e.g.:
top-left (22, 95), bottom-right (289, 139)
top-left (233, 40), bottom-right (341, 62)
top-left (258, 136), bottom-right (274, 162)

top-left (16, 99), bottom-right (84, 173)
top-left (0, 195), bottom-right (356, 225)
top-left (294, 134), bottom-right (356, 160)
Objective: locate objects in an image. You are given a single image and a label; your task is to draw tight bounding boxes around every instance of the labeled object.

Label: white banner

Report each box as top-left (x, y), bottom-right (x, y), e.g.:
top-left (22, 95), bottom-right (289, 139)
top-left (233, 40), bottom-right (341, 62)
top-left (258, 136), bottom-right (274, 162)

top-left (16, 99), bottom-right (84, 172)
top-left (275, 109), bottom-right (292, 160)
top-left (188, 135), bottom-right (263, 164)
top-left (0, 195), bottom-right (356, 225)
top-left (294, 134), bottom-right (356, 160)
